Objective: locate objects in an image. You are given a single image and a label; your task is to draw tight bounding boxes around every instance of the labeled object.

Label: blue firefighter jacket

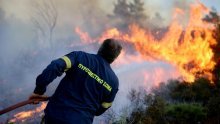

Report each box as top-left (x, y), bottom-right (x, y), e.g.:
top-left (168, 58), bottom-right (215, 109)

top-left (34, 51), bottom-right (119, 124)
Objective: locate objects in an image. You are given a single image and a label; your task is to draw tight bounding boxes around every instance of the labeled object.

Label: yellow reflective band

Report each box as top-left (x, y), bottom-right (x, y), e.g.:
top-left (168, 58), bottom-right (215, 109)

top-left (101, 102), bottom-right (112, 108)
top-left (61, 56), bottom-right (71, 71)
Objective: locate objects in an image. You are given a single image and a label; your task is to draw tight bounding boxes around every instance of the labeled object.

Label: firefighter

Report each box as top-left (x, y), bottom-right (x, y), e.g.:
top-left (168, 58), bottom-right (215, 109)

top-left (29, 39), bottom-right (122, 124)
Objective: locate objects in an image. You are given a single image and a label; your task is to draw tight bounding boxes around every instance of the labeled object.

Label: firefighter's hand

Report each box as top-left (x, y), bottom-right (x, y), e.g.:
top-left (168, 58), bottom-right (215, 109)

top-left (29, 93), bottom-right (48, 104)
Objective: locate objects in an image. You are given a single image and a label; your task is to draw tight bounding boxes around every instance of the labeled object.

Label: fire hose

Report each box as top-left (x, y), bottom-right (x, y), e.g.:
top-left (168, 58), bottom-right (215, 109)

top-left (0, 97), bottom-right (50, 115)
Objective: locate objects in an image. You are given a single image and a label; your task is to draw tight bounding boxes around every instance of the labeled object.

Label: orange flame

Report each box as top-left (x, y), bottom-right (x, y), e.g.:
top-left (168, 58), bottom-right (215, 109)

top-left (75, 27), bottom-right (92, 43)
top-left (9, 102), bottom-right (47, 123)
top-left (75, 2), bottom-right (217, 83)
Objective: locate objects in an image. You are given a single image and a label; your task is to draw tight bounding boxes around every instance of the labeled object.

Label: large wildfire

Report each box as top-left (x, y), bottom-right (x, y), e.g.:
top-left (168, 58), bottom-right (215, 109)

top-left (76, 2), bottom-right (217, 82)
top-left (5, 1), bottom-right (218, 123)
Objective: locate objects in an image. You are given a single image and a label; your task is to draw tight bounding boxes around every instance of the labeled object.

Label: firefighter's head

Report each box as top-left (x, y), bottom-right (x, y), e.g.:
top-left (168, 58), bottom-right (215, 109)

top-left (98, 38), bottom-right (122, 64)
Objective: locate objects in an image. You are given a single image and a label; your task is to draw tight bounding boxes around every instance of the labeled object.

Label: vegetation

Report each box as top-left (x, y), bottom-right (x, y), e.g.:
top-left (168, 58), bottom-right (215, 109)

top-left (112, 76), bottom-right (220, 124)
top-left (109, 5), bottom-right (220, 124)
top-left (1, 0), bottom-right (220, 123)
top-left (111, 0), bottom-right (148, 30)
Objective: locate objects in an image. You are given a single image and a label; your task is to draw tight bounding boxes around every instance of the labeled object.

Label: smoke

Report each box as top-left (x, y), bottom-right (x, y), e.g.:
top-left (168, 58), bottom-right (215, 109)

top-left (0, 0), bottom-right (219, 123)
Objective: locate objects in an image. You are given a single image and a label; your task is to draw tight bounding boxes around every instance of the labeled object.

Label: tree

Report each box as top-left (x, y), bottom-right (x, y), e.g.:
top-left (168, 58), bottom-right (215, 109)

top-left (112, 0), bottom-right (131, 30)
top-left (203, 8), bottom-right (220, 85)
top-left (31, 0), bottom-right (58, 51)
top-left (115, 77), bottom-right (220, 124)
top-left (205, 96), bottom-right (220, 123)
top-left (191, 78), bottom-right (213, 103)
top-left (126, 92), bottom-right (167, 124)
top-left (170, 78), bottom-right (213, 103)
top-left (213, 61), bottom-right (220, 88)
top-left (101, 108), bottom-right (117, 124)
top-left (129, 0), bottom-right (147, 27)
top-left (126, 89), bottom-right (145, 124)
top-left (112, 0), bottom-right (147, 30)
top-left (165, 103), bottom-right (206, 124)
top-left (170, 81), bottom-right (195, 102)
top-left (143, 96), bottom-right (167, 124)
top-left (127, 88), bottom-right (144, 111)
top-left (152, 80), bottom-right (179, 102)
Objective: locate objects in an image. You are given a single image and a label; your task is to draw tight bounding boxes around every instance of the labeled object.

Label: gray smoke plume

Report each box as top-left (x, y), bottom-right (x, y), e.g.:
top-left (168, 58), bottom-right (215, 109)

top-left (0, 0), bottom-right (219, 123)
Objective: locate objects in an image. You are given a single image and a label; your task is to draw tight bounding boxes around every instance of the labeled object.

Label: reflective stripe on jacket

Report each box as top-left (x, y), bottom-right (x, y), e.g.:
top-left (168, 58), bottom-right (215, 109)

top-left (34, 51), bottom-right (119, 124)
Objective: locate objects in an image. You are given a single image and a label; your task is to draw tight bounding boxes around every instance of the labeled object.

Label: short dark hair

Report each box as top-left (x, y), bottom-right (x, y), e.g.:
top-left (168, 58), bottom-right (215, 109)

top-left (98, 39), bottom-right (122, 64)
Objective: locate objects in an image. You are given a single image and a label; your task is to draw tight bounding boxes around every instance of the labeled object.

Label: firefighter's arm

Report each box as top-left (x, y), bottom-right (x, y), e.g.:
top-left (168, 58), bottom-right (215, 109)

top-left (95, 88), bottom-right (118, 116)
top-left (33, 55), bottom-right (72, 95)
top-left (95, 102), bottom-right (113, 116)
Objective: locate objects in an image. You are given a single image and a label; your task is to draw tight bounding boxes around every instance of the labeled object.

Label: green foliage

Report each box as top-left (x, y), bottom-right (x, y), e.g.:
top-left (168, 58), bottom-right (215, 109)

top-left (165, 103), bottom-right (207, 124)
top-left (115, 76), bottom-right (220, 124)
top-left (126, 89), bottom-right (146, 123)
top-left (206, 96), bottom-right (220, 116)
top-left (143, 96), bottom-right (167, 124)
top-left (7, 123), bottom-right (14, 124)
top-left (125, 94), bottom-right (167, 124)
top-left (170, 78), bottom-right (213, 103)
top-left (204, 96), bottom-right (220, 124)
top-left (170, 81), bottom-right (194, 102)
top-left (114, 8), bottom-right (220, 124)
top-left (192, 78), bottom-right (213, 102)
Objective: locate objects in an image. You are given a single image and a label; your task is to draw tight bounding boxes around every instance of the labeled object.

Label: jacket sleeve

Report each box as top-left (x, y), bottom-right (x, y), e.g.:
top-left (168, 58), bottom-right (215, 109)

top-left (34, 54), bottom-right (73, 95)
top-left (95, 87), bottom-right (118, 116)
